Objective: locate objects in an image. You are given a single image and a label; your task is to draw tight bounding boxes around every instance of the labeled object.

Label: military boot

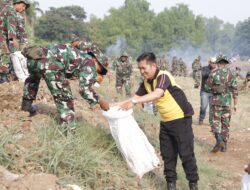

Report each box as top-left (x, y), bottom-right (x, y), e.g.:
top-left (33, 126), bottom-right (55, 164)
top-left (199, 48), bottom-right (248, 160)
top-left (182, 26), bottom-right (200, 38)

top-left (167, 181), bottom-right (176, 190)
top-left (21, 99), bottom-right (38, 116)
top-left (0, 74), bottom-right (9, 84)
top-left (211, 133), bottom-right (225, 153)
top-left (189, 182), bottom-right (198, 190)
top-left (220, 140), bottom-right (227, 152)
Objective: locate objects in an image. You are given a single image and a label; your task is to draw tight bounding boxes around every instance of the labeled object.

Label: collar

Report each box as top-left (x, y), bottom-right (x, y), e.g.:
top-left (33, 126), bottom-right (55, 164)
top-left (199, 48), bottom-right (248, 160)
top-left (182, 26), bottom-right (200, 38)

top-left (147, 68), bottom-right (159, 83)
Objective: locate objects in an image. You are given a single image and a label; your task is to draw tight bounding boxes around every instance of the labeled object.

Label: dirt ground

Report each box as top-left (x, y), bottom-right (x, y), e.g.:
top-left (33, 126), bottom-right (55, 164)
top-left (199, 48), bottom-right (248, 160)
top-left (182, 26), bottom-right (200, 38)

top-left (0, 80), bottom-right (108, 190)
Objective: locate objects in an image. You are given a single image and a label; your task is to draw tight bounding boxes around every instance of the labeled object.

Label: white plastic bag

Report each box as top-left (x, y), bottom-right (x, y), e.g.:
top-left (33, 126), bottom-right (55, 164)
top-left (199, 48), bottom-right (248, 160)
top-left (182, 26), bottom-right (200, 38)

top-left (11, 51), bottom-right (29, 82)
top-left (102, 106), bottom-right (160, 178)
top-left (241, 173), bottom-right (250, 190)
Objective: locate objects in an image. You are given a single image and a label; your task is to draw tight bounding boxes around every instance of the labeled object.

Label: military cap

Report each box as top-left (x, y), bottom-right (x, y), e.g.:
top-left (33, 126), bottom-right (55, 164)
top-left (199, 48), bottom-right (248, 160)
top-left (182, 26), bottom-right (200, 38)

top-left (209, 57), bottom-right (216, 63)
top-left (70, 34), bottom-right (80, 42)
top-left (121, 52), bottom-right (129, 57)
top-left (88, 45), bottom-right (108, 75)
top-left (13, 0), bottom-right (30, 9)
top-left (216, 54), bottom-right (230, 64)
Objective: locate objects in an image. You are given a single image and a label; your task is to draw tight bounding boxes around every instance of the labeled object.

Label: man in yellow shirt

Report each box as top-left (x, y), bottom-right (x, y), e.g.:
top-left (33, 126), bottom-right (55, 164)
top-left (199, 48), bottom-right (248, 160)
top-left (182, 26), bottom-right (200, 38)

top-left (118, 52), bottom-right (199, 190)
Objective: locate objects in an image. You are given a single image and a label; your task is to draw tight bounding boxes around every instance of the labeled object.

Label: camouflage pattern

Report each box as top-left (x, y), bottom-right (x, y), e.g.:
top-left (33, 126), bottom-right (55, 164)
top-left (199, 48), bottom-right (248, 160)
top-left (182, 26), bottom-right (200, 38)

top-left (171, 56), bottom-right (180, 76)
top-left (206, 67), bottom-right (238, 140)
top-left (157, 55), bottom-right (170, 71)
top-left (112, 54), bottom-right (133, 96)
top-left (16, 12), bottom-right (28, 48)
top-left (179, 58), bottom-right (187, 77)
top-left (192, 57), bottom-right (202, 88)
top-left (0, 2), bottom-right (18, 79)
top-left (76, 39), bottom-right (108, 74)
top-left (23, 44), bottom-right (99, 124)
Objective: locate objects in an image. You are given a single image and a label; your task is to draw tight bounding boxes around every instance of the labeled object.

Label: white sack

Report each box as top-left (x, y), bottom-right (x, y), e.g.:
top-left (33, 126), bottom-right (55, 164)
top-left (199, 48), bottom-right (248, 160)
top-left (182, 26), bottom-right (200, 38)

top-left (102, 106), bottom-right (160, 178)
top-left (11, 51), bottom-right (29, 81)
top-left (241, 173), bottom-right (250, 190)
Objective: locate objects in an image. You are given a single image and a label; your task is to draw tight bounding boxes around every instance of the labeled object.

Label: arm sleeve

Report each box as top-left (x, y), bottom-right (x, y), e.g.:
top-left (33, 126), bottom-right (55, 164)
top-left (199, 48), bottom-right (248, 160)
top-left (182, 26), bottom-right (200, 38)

top-left (16, 13), bottom-right (28, 45)
top-left (78, 58), bottom-right (99, 106)
top-left (231, 75), bottom-right (238, 99)
top-left (6, 9), bottom-right (17, 40)
top-left (155, 74), bottom-right (171, 91)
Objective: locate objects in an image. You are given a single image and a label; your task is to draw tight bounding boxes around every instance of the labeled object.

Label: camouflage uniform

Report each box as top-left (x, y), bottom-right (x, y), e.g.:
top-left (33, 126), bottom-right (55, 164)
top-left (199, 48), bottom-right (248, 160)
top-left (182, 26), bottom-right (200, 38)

top-left (192, 57), bottom-right (202, 88)
top-left (112, 53), bottom-right (133, 96)
top-left (171, 56), bottom-right (179, 76)
top-left (16, 12), bottom-right (28, 48)
top-left (179, 58), bottom-right (187, 77)
top-left (22, 44), bottom-right (101, 124)
top-left (206, 55), bottom-right (238, 152)
top-left (0, 1), bottom-right (18, 82)
top-left (157, 55), bottom-right (170, 71)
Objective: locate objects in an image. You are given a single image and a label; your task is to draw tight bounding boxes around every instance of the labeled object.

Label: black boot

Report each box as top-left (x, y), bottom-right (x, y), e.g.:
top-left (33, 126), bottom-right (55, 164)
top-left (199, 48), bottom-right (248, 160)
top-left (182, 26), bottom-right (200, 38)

top-left (189, 182), bottom-right (198, 190)
top-left (0, 75), bottom-right (9, 84)
top-left (220, 140), bottom-right (227, 152)
top-left (211, 133), bottom-right (225, 153)
top-left (167, 181), bottom-right (176, 190)
top-left (21, 99), bottom-right (38, 116)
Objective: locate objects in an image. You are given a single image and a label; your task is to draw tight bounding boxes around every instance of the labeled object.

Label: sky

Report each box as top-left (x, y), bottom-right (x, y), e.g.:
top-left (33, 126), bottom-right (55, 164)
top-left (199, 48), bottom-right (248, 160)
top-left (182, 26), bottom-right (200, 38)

top-left (37, 0), bottom-right (250, 25)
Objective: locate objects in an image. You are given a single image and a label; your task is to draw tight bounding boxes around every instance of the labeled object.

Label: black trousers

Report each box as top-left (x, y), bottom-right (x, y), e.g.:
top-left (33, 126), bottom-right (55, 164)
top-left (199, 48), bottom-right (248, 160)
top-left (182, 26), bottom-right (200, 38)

top-left (159, 117), bottom-right (199, 182)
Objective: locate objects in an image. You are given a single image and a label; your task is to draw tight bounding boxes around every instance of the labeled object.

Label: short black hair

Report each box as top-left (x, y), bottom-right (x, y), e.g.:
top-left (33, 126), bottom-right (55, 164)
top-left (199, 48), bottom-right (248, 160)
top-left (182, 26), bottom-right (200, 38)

top-left (136, 52), bottom-right (156, 64)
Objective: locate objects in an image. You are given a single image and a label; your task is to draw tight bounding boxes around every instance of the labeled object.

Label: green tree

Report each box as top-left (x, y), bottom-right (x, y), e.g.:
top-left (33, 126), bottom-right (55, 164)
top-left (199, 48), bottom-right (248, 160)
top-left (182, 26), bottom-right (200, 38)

top-left (25, 1), bottom-right (43, 37)
top-left (152, 4), bottom-right (205, 53)
top-left (233, 18), bottom-right (250, 56)
top-left (203, 17), bottom-right (235, 54)
top-left (35, 6), bottom-right (87, 42)
top-left (88, 0), bottom-right (155, 56)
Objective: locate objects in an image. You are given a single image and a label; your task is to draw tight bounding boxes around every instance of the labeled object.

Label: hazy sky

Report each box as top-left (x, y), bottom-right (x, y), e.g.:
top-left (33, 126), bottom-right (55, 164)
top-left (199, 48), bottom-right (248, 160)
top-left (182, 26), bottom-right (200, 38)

top-left (38, 0), bottom-right (250, 25)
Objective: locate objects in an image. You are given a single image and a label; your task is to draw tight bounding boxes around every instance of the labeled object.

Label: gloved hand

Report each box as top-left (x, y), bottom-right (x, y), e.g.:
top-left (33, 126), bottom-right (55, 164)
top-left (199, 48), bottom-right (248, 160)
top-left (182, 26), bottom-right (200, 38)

top-left (99, 98), bottom-right (109, 111)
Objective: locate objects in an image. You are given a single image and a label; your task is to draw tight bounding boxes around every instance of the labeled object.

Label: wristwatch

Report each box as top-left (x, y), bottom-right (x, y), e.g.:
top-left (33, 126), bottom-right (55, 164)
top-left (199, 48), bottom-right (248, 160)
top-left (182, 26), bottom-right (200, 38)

top-left (131, 99), bottom-right (138, 105)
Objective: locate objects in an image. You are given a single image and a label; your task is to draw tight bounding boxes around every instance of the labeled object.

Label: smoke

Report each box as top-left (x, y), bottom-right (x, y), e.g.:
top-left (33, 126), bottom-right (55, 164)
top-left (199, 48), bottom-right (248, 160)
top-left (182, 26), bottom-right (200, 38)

top-left (105, 36), bottom-right (127, 57)
top-left (159, 41), bottom-right (217, 68)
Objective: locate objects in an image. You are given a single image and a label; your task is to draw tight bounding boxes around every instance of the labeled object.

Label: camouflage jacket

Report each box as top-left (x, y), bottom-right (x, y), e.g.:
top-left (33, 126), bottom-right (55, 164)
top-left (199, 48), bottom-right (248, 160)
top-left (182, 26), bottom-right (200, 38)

top-left (16, 12), bottom-right (28, 46)
top-left (206, 67), bottom-right (238, 107)
top-left (171, 58), bottom-right (179, 70)
top-left (157, 58), bottom-right (169, 70)
top-left (29, 44), bottom-right (100, 106)
top-left (192, 60), bottom-right (202, 71)
top-left (0, 3), bottom-right (18, 52)
top-left (112, 58), bottom-right (132, 78)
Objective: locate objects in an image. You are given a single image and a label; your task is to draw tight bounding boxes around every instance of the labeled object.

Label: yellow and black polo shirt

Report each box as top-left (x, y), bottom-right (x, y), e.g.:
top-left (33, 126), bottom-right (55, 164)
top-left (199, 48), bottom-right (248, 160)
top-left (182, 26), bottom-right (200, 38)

top-left (136, 69), bottom-right (194, 122)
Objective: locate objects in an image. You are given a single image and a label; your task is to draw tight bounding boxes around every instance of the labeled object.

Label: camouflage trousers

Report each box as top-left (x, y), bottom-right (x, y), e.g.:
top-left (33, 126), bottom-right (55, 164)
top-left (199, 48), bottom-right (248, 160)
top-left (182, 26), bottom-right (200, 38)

top-left (193, 71), bottom-right (201, 87)
top-left (210, 105), bottom-right (231, 141)
top-left (171, 69), bottom-right (179, 76)
top-left (116, 76), bottom-right (131, 96)
top-left (23, 59), bottom-right (75, 125)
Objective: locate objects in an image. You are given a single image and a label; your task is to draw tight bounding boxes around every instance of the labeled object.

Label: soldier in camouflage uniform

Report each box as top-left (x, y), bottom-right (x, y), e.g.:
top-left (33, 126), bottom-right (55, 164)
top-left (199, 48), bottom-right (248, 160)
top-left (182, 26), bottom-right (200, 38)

top-left (21, 43), bottom-right (109, 125)
top-left (157, 55), bottom-right (170, 71)
top-left (206, 55), bottom-right (238, 153)
top-left (179, 58), bottom-right (187, 77)
top-left (171, 56), bottom-right (179, 76)
top-left (0, 0), bottom-right (29, 83)
top-left (192, 56), bottom-right (202, 88)
top-left (245, 71), bottom-right (250, 89)
top-left (112, 52), bottom-right (133, 97)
